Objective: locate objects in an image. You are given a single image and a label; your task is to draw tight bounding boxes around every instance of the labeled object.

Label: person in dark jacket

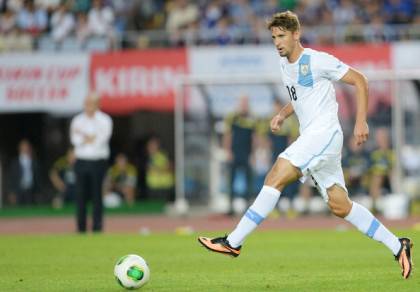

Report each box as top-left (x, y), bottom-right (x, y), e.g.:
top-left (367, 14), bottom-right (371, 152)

top-left (8, 139), bottom-right (41, 205)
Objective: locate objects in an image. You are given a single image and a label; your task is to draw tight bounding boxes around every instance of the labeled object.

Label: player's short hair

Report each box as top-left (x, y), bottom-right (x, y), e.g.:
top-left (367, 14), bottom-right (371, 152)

top-left (267, 11), bottom-right (300, 32)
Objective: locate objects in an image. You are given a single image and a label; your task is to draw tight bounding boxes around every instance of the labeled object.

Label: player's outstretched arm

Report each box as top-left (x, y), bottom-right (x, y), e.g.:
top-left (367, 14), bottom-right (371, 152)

top-left (340, 68), bottom-right (369, 145)
top-left (270, 102), bottom-right (294, 133)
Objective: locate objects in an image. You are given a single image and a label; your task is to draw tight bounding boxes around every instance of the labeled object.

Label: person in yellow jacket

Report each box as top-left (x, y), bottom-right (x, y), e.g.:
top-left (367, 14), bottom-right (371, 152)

top-left (224, 96), bottom-right (257, 215)
top-left (145, 136), bottom-right (175, 202)
top-left (103, 153), bottom-right (138, 206)
top-left (369, 128), bottom-right (395, 208)
top-left (50, 148), bottom-right (77, 209)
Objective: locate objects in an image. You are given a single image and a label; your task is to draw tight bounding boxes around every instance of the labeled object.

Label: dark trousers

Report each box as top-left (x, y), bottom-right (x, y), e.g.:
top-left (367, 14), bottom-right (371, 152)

top-left (229, 160), bottom-right (252, 212)
top-left (75, 159), bottom-right (107, 232)
top-left (16, 188), bottom-right (36, 205)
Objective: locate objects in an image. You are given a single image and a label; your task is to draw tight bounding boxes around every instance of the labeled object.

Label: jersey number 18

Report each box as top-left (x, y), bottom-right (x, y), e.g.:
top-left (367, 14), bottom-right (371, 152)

top-left (286, 85), bottom-right (298, 101)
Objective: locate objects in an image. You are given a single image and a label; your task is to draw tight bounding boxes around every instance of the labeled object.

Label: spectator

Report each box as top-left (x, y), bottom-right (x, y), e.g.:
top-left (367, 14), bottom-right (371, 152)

top-left (382, 0), bottom-right (414, 24)
top-left (364, 13), bottom-right (393, 43)
top-left (16, 0), bottom-right (47, 36)
top-left (214, 16), bottom-right (234, 45)
top-left (8, 139), bottom-right (41, 205)
top-left (36, 0), bottom-right (60, 18)
top-left (103, 153), bottom-right (138, 206)
top-left (75, 11), bottom-right (89, 44)
top-left (201, 0), bottom-right (225, 29)
top-left (166, 0), bottom-right (198, 31)
top-left (166, 0), bottom-right (199, 45)
top-left (145, 136), bottom-right (174, 202)
top-left (369, 127), bottom-right (395, 210)
top-left (265, 99), bottom-right (298, 163)
top-left (343, 136), bottom-right (371, 197)
top-left (70, 91), bottom-right (113, 233)
top-left (50, 0), bottom-right (75, 43)
top-left (2, 0), bottom-right (23, 13)
top-left (343, 16), bottom-right (365, 43)
top-left (359, 0), bottom-right (382, 23)
top-left (251, 133), bottom-right (271, 193)
top-left (87, 0), bottom-right (114, 37)
top-left (223, 95), bottom-right (256, 215)
top-left (108, 0), bottom-right (132, 33)
top-left (332, 0), bottom-right (356, 25)
top-left (228, 0), bottom-right (253, 31)
top-left (49, 147), bottom-right (76, 209)
top-left (257, 98), bottom-right (300, 211)
top-left (72, 0), bottom-right (91, 13)
top-left (0, 8), bottom-right (17, 34)
top-left (35, 0), bottom-right (60, 10)
top-left (252, 0), bottom-right (278, 19)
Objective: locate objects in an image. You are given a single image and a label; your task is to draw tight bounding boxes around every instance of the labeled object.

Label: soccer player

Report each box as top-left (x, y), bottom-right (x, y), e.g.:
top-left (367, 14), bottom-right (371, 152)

top-left (198, 11), bottom-right (413, 279)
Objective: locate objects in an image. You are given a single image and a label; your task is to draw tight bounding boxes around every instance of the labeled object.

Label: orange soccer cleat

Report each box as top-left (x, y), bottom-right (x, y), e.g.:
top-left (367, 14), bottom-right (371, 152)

top-left (198, 235), bottom-right (241, 258)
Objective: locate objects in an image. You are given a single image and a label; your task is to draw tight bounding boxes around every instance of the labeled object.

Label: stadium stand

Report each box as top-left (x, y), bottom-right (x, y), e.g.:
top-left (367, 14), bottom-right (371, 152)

top-left (0, 0), bottom-right (419, 52)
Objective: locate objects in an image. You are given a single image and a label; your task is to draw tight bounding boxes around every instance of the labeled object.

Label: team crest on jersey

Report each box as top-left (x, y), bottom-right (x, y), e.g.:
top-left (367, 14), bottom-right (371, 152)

top-left (300, 64), bottom-right (309, 76)
top-left (298, 54), bottom-right (313, 87)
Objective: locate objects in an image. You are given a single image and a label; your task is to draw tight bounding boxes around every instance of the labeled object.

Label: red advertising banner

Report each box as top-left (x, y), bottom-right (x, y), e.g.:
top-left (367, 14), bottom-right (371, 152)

top-left (316, 44), bottom-right (391, 68)
top-left (90, 49), bottom-right (188, 114)
top-left (314, 44), bottom-right (391, 119)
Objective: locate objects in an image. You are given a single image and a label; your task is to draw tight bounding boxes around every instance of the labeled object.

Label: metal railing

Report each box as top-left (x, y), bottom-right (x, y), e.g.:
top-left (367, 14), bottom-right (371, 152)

top-left (0, 23), bottom-right (419, 53)
top-left (120, 23), bottom-right (420, 48)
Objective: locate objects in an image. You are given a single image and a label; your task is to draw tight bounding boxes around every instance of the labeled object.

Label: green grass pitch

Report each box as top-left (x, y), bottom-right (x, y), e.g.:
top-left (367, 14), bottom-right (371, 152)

top-left (0, 230), bottom-right (418, 291)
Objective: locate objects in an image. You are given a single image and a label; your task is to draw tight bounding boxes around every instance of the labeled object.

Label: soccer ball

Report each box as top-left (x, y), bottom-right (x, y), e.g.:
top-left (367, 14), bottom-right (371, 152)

top-left (114, 254), bottom-right (150, 289)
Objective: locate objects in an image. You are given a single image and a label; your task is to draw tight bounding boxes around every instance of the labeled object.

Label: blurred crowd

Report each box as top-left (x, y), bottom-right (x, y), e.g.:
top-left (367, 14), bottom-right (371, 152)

top-left (0, 0), bottom-right (419, 52)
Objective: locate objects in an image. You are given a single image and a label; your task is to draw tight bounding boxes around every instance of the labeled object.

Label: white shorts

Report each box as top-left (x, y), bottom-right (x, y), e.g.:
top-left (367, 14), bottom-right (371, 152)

top-left (278, 127), bottom-right (347, 202)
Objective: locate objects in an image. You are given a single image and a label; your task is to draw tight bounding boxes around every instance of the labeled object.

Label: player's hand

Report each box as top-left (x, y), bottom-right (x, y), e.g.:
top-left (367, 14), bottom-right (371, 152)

top-left (354, 120), bottom-right (369, 145)
top-left (270, 113), bottom-right (285, 133)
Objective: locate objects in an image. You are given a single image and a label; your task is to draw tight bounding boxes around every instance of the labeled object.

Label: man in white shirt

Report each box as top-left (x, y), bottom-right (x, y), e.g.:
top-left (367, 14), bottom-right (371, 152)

top-left (87, 0), bottom-right (114, 37)
top-left (70, 92), bottom-right (112, 232)
top-left (198, 11), bottom-right (413, 279)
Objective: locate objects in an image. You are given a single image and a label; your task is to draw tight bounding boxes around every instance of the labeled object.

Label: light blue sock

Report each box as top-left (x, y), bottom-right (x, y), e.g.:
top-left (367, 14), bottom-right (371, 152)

top-left (227, 186), bottom-right (281, 248)
top-left (345, 201), bottom-right (401, 255)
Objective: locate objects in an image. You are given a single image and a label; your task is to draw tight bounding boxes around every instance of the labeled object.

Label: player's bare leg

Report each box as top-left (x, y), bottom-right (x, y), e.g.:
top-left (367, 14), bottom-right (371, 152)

top-left (327, 185), bottom-right (413, 279)
top-left (326, 185), bottom-right (352, 218)
top-left (264, 158), bottom-right (302, 190)
top-left (198, 158), bottom-right (301, 256)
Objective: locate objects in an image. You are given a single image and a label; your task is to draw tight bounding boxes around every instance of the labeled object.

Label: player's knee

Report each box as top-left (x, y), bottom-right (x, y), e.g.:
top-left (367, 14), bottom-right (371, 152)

top-left (263, 159), bottom-right (300, 192)
top-left (327, 199), bottom-right (351, 218)
top-left (263, 176), bottom-right (287, 192)
top-left (327, 185), bottom-right (352, 218)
